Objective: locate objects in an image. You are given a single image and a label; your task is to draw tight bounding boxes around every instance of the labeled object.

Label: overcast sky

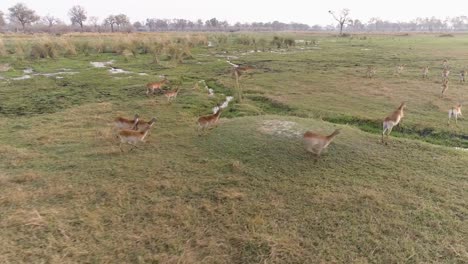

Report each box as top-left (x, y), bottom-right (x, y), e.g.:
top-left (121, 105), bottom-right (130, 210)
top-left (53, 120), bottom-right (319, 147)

top-left (0, 0), bottom-right (466, 25)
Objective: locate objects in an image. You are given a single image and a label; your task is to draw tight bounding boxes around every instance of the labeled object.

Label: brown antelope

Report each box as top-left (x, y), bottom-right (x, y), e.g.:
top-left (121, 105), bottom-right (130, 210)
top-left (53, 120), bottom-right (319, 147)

top-left (118, 117), bottom-right (156, 151)
top-left (382, 102), bottom-right (406, 144)
top-left (134, 117), bottom-right (157, 132)
top-left (422, 66), bottom-right (429, 79)
top-left (146, 78), bottom-right (169, 96)
top-left (366, 66), bottom-right (376, 78)
top-left (395, 64), bottom-right (405, 75)
top-left (442, 68), bottom-right (450, 80)
top-left (114, 114), bottom-right (139, 130)
top-left (448, 104), bottom-right (462, 124)
top-left (197, 107), bottom-right (222, 135)
top-left (443, 59), bottom-right (449, 69)
top-left (303, 129), bottom-right (341, 161)
top-left (164, 88), bottom-right (179, 103)
top-left (459, 70), bottom-right (467, 83)
top-left (441, 79), bottom-right (449, 98)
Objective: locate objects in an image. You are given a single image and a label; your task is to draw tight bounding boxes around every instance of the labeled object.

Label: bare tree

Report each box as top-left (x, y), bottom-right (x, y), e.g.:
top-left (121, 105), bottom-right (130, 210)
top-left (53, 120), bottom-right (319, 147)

top-left (115, 14), bottom-right (130, 31)
top-left (328, 9), bottom-right (351, 35)
top-left (42, 15), bottom-right (60, 32)
top-left (68, 5), bottom-right (87, 31)
top-left (0, 11), bottom-right (5, 28)
top-left (104, 15), bottom-right (117, 32)
top-left (8, 3), bottom-right (40, 32)
top-left (88, 16), bottom-right (99, 31)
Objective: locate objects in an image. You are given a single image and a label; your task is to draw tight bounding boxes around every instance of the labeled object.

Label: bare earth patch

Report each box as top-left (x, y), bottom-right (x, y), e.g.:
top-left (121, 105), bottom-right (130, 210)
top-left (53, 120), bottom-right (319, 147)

top-left (258, 120), bottom-right (302, 138)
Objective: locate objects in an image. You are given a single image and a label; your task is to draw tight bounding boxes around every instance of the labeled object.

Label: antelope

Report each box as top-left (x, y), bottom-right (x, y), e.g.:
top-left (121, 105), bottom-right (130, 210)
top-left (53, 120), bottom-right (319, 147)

top-left (163, 88), bottom-right (179, 103)
top-left (303, 129), bottom-right (341, 161)
top-left (395, 64), bottom-right (405, 75)
top-left (422, 66), bottom-right (429, 79)
top-left (441, 79), bottom-right (449, 98)
top-left (366, 66), bottom-right (376, 78)
top-left (118, 117), bottom-right (156, 152)
top-left (459, 70), bottom-right (467, 83)
top-left (146, 78), bottom-right (168, 96)
top-left (448, 104), bottom-right (462, 124)
top-left (114, 114), bottom-right (139, 130)
top-left (134, 117), bottom-right (157, 132)
top-left (197, 106), bottom-right (222, 135)
top-left (382, 102), bottom-right (406, 144)
top-left (442, 68), bottom-right (450, 80)
top-left (443, 59), bottom-right (449, 69)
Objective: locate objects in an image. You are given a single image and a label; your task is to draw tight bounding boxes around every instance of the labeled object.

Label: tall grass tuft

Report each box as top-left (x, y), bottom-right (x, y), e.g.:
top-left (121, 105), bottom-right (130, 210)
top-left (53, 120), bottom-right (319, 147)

top-left (0, 39), bottom-right (7, 56)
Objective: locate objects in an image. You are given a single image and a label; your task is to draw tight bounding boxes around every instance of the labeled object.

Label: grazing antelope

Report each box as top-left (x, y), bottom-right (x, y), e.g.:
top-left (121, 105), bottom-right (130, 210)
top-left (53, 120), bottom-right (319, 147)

top-left (118, 117), bottom-right (156, 152)
top-left (366, 66), bottom-right (376, 78)
top-left (395, 64), bottom-right (405, 75)
top-left (164, 88), bottom-right (179, 103)
top-left (448, 104), bottom-right (462, 124)
top-left (459, 70), bottom-right (467, 83)
top-left (197, 107), bottom-right (222, 135)
top-left (114, 114), bottom-right (139, 130)
top-left (441, 79), bottom-right (449, 98)
top-left (422, 66), bottom-right (429, 79)
top-left (382, 102), bottom-right (406, 144)
top-left (146, 78), bottom-right (169, 96)
top-left (303, 128), bottom-right (341, 161)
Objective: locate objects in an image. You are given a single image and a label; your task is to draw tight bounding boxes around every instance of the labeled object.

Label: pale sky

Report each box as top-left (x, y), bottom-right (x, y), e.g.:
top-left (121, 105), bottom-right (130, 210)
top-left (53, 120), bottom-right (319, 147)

top-left (0, 0), bottom-right (466, 25)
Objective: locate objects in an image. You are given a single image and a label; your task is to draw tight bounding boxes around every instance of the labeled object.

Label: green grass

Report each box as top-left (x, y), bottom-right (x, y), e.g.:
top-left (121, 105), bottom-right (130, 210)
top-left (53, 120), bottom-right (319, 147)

top-left (0, 33), bottom-right (467, 263)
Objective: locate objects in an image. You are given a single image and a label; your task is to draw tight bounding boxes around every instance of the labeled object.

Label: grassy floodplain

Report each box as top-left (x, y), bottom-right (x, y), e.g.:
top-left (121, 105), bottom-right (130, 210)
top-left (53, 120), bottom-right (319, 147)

top-left (0, 32), bottom-right (467, 263)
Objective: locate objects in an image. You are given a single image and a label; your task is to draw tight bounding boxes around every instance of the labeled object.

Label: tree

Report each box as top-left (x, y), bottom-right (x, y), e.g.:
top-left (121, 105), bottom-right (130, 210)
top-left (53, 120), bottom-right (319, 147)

top-left (328, 9), bottom-right (351, 35)
top-left (115, 14), bottom-right (130, 30)
top-left (88, 16), bottom-right (99, 31)
top-left (104, 15), bottom-right (117, 32)
top-left (42, 15), bottom-right (60, 30)
top-left (0, 11), bottom-right (5, 28)
top-left (8, 3), bottom-right (40, 31)
top-left (68, 5), bottom-right (87, 31)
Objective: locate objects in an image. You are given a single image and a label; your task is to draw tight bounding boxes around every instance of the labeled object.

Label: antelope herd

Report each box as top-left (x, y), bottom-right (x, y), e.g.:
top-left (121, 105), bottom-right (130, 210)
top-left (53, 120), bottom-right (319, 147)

top-left (112, 55), bottom-right (464, 159)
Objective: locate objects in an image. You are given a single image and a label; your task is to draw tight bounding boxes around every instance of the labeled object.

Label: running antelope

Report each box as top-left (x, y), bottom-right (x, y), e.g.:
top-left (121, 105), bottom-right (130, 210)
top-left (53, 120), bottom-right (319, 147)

top-left (303, 128), bottom-right (341, 161)
top-left (382, 102), bottom-right (406, 144)
top-left (395, 64), bottom-right (405, 75)
top-left (146, 78), bottom-right (169, 96)
top-left (197, 107), bottom-right (222, 135)
top-left (459, 70), bottom-right (467, 83)
top-left (118, 117), bottom-right (156, 152)
top-left (164, 88), bottom-right (179, 103)
top-left (448, 104), bottom-right (462, 124)
top-left (134, 117), bottom-right (157, 132)
top-left (443, 59), bottom-right (449, 69)
top-left (442, 68), bottom-right (450, 80)
top-left (114, 114), bottom-right (139, 130)
top-left (422, 66), bottom-right (429, 79)
top-left (366, 66), bottom-right (376, 78)
top-left (441, 79), bottom-right (449, 98)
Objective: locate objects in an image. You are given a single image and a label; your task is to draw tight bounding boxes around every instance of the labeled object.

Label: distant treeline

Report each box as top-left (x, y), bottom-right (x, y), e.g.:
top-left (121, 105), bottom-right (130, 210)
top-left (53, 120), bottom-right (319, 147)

top-left (1, 3), bottom-right (468, 33)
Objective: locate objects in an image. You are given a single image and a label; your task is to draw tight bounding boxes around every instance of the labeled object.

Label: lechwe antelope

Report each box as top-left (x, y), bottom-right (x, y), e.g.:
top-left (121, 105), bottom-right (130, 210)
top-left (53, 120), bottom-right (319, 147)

top-left (114, 114), bottom-right (139, 130)
top-left (146, 77), bottom-right (169, 96)
top-left (442, 68), bottom-right (450, 80)
top-left (441, 79), bottom-right (449, 98)
top-left (422, 66), bottom-right (429, 79)
top-left (382, 102), bottom-right (406, 144)
top-left (163, 88), bottom-right (179, 103)
top-left (197, 106), bottom-right (222, 135)
top-left (303, 128), bottom-right (341, 161)
top-left (118, 117), bottom-right (156, 152)
top-left (366, 66), bottom-right (376, 78)
top-left (443, 59), bottom-right (449, 69)
top-left (395, 64), bottom-right (406, 75)
top-left (459, 69), bottom-right (467, 83)
top-left (448, 104), bottom-right (462, 124)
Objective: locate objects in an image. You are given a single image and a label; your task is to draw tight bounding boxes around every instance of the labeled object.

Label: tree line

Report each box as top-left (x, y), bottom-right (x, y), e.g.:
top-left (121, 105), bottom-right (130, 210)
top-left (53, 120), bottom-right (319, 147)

top-left (0, 3), bottom-right (468, 34)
